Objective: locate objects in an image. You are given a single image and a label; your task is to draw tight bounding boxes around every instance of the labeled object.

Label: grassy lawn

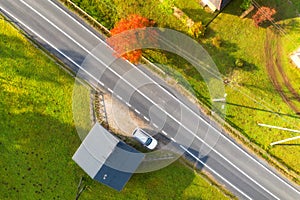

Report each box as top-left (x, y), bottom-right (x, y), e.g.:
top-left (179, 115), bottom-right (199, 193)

top-left (0, 17), bottom-right (230, 199)
top-left (199, 0), bottom-right (300, 176)
top-left (67, 0), bottom-right (300, 178)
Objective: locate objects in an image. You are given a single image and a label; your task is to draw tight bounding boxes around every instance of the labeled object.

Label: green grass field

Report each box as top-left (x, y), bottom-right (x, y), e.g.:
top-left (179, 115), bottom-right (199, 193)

top-left (0, 17), bottom-right (230, 199)
top-left (207, 0), bottom-right (300, 174)
top-left (68, 0), bottom-right (300, 178)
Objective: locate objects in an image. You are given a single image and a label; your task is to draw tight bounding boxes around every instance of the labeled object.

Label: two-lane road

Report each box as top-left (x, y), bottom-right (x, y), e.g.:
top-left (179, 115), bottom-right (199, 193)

top-left (1, 0), bottom-right (299, 199)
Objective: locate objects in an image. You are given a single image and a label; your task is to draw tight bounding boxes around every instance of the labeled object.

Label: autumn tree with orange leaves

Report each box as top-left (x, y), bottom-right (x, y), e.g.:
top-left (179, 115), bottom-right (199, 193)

top-left (107, 14), bottom-right (156, 64)
top-left (252, 6), bottom-right (276, 27)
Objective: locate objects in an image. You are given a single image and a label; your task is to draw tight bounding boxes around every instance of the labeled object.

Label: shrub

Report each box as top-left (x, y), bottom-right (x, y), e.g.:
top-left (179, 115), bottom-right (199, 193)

top-left (158, 0), bottom-right (175, 15)
top-left (188, 21), bottom-right (206, 38)
top-left (235, 58), bottom-right (244, 68)
top-left (240, 0), bottom-right (252, 11)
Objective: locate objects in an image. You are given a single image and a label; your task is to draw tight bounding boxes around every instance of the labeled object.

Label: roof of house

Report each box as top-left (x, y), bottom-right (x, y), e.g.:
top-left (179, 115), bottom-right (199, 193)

top-left (209, 0), bottom-right (232, 10)
top-left (72, 123), bottom-right (145, 191)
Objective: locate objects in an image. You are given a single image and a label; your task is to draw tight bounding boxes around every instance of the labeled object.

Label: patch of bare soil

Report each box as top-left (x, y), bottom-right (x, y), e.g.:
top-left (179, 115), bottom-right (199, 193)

top-left (265, 29), bottom-right (300, 114)
top-left (103, 93), bottom-right (150, 137)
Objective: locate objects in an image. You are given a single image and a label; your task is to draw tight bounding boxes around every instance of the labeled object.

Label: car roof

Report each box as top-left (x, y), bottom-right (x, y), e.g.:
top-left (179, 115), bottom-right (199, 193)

top-left (133, 128), bottom-right (149, 143)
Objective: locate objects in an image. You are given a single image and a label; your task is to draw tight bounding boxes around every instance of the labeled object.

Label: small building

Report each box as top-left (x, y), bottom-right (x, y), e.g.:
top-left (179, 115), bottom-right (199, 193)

top-left (72, 123), bottom-right (144, 191)
top-left (201, 0), bottom-right (232, 11)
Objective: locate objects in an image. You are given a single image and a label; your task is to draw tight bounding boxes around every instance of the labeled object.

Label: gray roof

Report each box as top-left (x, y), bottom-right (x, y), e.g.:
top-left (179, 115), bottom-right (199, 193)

top-left (72, 123), bottom-right (144, 191)
top-left (94, 142), bottom-right (144, 191)
top-left (208, 0), bottom-right (232, 10)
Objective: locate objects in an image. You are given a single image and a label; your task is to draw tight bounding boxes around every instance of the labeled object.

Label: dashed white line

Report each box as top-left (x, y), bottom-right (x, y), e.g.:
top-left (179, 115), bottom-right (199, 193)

top-left (170, 138), bottom-right (176, 142)
top-left (134, 109), bottom-right (140, 115)
top-left (143, 116), bottom-right (149, 121)
top-left (153, 123), bottom-right (158, 129)
top-left (162, 130), bottom-right (168, 136)
top-left (99, 82), bottom-right (104, 86)
top-left (126, 102), bottom-right (131, 108)
top-left (107, 88), bottom-right (113, 93)
top-left (116, 95), bottom-right (122, 100)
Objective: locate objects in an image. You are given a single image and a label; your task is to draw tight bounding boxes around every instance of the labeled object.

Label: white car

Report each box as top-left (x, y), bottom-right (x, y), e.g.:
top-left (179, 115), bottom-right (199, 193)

top-left (132, 128), bottom-right (158, 150)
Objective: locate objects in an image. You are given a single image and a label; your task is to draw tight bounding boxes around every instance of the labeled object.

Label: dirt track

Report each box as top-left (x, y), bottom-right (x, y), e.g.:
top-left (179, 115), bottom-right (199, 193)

top-left (265, 29), bottom-right (300, 114)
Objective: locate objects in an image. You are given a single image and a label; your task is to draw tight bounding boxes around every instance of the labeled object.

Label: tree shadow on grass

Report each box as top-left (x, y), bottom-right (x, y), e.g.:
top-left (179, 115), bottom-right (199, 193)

top-left (181, 8), bottom-right (218, 25)
top-left (276, 19), bottom-right (300, 34)
top-left (128, 160), bottom-right (197, 199)
top-left (226, 101), bottom-right (300, 119)
top-left (202, 36), bottom-right (258, 75)
top-left (275, 143), bottom-right (300, 146)
top-left (0, 33), bottom-right (28, 60)
top-left (221, 0), bottom-right (299, 22)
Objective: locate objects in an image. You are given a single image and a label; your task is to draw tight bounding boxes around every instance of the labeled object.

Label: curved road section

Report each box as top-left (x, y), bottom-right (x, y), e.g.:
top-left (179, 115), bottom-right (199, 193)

top-left (1, 0), bottom-right (299, 199)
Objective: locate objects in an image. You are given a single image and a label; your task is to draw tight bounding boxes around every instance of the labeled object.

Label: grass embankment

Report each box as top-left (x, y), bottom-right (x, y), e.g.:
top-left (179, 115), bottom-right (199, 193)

top-left (68, 0), bottom-right (300, 178)
top-left (0, 17), bottom-right (230, 199)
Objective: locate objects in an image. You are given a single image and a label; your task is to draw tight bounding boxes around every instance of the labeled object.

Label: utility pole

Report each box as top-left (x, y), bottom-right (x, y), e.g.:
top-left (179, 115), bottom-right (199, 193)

top-left (257, 123), bottom-right (300, 146)
top-left (75, 176), bottom-right (88, 200)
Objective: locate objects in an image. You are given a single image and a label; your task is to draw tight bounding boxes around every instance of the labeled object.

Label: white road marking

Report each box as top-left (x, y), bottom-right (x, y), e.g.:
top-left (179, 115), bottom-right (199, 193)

top-left (162, 130), bottom-right (168, 136)
top-left (180, 145), bottom-right (252, 200)
top-left (107, 88), bottom-right (113, 93)
top-left (45, 1), bottom-right (300, 194)
top-left (170, 138), bottom-right (176, 142)
top-left (99, 81), bottom-right (104, 86)
top-left (9, 2), bottom-right (299, 197)
top-left (143, 116), bottom-right (149, 121)
top-left (126, 102), bottom-right (131, 108)
top-left (153, 123), bottom-right (158, 129)
top-left (134, 109), bottom-right (140, 115)
top-left (116, 95), bottom-right (122, 100)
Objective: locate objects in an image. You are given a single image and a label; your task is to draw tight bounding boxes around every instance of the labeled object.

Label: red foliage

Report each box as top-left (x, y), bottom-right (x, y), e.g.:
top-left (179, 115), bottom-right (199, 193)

top-left (252, 6), bottom-right (276, 27)
top-left (107, 14), bottom-right (156, 64)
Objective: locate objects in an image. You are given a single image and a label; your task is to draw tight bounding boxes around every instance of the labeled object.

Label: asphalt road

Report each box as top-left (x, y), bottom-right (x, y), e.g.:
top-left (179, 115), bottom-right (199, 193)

top-left (1, 0), bottom-right (300, 199)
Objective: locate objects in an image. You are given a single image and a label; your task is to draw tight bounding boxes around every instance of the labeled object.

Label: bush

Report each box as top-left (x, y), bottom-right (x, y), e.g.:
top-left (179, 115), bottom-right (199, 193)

top-left (188, 21), bottom-right (206, 38)
top-left (72, 0), bottom-right (118, 29)
top-left (235, 58), bottom-right (244, 68)
top-left (240, 0), bottom-right (252, 11)
top-left (158, 0), bottom-right (175, 15)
